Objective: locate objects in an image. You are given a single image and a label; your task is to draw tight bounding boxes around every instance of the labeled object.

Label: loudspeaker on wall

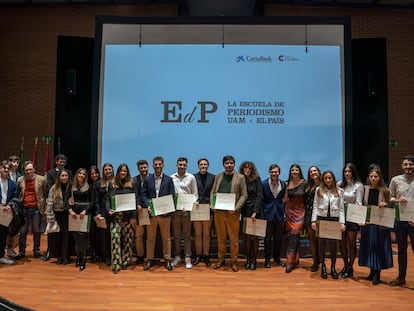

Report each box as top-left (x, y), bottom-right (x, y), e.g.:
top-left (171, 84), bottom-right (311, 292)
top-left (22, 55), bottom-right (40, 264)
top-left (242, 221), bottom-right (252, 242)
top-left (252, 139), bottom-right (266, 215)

top-left (66, 69), bottom-right (77, 95)
top-left (368, 71), bottom-right (377, 97)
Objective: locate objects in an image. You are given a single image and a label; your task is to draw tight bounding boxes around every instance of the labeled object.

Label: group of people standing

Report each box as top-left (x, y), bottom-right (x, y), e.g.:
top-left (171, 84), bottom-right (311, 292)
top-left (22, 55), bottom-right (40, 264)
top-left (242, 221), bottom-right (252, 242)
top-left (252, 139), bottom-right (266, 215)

top-left (0, 153), bottom-right (413, 288)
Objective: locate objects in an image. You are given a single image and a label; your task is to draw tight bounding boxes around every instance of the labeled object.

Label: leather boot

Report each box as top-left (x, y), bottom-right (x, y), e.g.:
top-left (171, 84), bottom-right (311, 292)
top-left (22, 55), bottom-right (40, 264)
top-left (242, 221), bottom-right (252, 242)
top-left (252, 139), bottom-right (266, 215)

top-left (321, 263), bottom-right (328, 279)
top-left (331, 265), bottom-right (338, 279)
top-left (245, 259), bottom-right (251, 270)
top-left (372, 270), bottom-right (380, 285)
top-left (204, 255), bottom-right (211, 267)
top-left (365, 269), bottom-right (375, 281)
top-left (79, 252), bottom-right (86, 271)
top-left (250, 258), bottom-right (257, 270)
top-left (193, 256), bottom-right (201, 265)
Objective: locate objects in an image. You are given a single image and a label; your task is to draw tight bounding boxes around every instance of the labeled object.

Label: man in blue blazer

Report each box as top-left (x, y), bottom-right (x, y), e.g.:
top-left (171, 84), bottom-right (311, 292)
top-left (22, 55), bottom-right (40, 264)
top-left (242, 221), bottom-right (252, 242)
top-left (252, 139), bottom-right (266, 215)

top-left (141, 156), bottom-right (175, 271)
top-left (262, 164), bottom-right (286, 268)
top-left (0, 160), bottom-right (18, 264)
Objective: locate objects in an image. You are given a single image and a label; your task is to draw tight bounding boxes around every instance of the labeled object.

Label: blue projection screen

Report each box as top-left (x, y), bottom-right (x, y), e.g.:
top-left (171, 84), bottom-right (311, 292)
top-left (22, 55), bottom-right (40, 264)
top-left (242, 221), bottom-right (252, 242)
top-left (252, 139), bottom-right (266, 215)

top-left (98, 22), bottom-right (346, 179)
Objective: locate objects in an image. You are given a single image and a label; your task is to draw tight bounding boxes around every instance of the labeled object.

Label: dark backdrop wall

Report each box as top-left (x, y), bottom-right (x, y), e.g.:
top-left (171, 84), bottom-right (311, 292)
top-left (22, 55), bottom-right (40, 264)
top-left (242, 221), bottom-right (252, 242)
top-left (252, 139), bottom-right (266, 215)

top-left (0, 4), bottom-right (412, 178)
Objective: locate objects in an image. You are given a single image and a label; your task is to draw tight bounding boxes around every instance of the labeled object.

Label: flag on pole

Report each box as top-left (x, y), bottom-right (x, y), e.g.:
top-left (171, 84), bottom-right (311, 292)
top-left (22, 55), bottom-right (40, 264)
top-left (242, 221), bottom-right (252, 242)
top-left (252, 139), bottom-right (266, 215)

top-left (44, 138), bottom-right (51, 174)
top-left (32, 136), bottom-right (38, 168)
top-left (18, 136), bottom-right (24, 175)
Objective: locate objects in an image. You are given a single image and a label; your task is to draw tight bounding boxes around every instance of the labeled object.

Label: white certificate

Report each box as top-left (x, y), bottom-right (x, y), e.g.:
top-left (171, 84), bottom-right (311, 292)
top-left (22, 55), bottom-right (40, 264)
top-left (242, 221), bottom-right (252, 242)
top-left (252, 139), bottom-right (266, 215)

top-left (190, 204), bottom-right (211, 222)
top-left (150, 195), bottom-right (175, 216)
top-left (138, 208), bottom-right (150, 225)
top-left (212, 193), bottom-right (236, 211)
top-left (112, 193), bottom-right (137, 212)
top-left (346, 203), bottom-right (368, 225)
top-left (398, 201), bottom-right (414, 222)
top-left (0, 209), bottom-right (13, 227)
top-left (317, 220), bottom-right (342, 240)
top-left (369, 205), bottom-right (395, 228)
top-left (94, 216), bottom-right (107, 229)
top-left (242, 217), bottom-right (266, 237)
top-left (68, 215), bottom-right (90, 232)
top-left (176, 193), bottom-right (197, 211)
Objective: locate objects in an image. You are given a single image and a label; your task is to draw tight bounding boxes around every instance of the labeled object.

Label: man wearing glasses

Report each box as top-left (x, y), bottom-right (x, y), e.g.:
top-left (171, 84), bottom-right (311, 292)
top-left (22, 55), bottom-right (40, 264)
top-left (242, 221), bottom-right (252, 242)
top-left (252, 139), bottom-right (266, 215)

top-left (16, 161), bottom-right (48, 259)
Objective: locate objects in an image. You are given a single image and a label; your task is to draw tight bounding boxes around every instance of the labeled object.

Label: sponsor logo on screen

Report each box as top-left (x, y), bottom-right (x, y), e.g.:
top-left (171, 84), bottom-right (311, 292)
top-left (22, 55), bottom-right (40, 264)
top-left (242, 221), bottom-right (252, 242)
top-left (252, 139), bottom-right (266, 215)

top-left (236, 55), bottom-right (272, 63)
top-left (278, 55), bottom-right (300, 62)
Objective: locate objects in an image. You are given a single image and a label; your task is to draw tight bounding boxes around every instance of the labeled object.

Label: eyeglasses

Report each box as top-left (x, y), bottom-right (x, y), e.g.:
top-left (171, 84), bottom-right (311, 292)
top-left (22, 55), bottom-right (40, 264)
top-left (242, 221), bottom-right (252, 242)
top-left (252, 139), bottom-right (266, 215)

top-left (24, 168), bottom-right (33, 172)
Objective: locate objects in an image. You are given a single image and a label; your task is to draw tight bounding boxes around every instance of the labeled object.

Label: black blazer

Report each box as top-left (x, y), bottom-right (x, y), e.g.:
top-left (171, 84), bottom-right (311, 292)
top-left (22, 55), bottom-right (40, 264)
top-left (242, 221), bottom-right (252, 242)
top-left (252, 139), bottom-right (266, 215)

top-left (194, 172), bottom-right (215, 205)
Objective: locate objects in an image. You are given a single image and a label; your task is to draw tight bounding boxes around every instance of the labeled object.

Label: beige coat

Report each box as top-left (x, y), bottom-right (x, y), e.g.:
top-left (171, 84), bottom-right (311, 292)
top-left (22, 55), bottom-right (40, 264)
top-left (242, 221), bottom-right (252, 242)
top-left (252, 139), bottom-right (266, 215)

top-left (17, 174), bottom-right (48, 214)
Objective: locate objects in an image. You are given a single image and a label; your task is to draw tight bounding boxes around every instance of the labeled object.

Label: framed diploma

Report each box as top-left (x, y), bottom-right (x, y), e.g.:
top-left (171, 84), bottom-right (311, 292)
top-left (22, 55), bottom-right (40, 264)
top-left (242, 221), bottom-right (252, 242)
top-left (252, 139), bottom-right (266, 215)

top-left (211, 193), bottom-right (236, 211)
top-left (149, 195), bottom-right (175, 216)
top-left (369, 205), bottom-right (395, 228)
top-left (111, 193), bottom-right (137, 212)
top-left (94, 216), bottom-right (107, 229)
top-left (316, 220), bottom-right (342, 240)
top-left (0, 209), bottom-right (13, 227)
top-left (190, 204), bottom-right (210, 221)
top-left (138, 208), bottom-right (151, 225)
top-left (68, 215), bottom-right (91, 232)
top-left (242, 217), bottom-right (266, 237)
top-left (346, 203), bottom-right (368, 225)
top-left (175, 193), bottom-right (197, 211)
top-left (396, 201), bottom-right (414, 222)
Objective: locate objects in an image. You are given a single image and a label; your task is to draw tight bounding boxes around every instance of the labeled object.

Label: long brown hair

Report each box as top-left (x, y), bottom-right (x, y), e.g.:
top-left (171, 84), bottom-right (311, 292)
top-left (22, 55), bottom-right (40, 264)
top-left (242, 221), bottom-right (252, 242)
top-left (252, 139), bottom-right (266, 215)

top-left (317, 170), bottom-right (340, 197)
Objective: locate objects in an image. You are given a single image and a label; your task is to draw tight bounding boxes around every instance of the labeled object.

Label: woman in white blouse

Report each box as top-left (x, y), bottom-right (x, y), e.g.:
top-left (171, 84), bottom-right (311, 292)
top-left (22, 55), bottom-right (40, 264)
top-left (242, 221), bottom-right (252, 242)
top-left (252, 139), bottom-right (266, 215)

top-left (311, 170), bottom-right (346, 279)
top-left (337, 163), bottom-right (364, 278)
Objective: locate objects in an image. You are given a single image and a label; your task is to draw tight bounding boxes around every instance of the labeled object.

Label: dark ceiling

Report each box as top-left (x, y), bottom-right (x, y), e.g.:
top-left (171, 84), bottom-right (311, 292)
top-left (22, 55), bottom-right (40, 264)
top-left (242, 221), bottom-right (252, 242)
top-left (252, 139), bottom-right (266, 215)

top-left (0, 0), bottom-right (412, 12)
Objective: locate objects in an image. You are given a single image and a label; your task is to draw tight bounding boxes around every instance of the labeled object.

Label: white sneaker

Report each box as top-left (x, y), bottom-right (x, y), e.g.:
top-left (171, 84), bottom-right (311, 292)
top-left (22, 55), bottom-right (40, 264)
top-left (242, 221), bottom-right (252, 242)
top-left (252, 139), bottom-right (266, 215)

top-left (171, 256), bottom-right (181, 267)
top-left (185, 257), bottom-right (192, 269)
top-left (0, 257), bottom-right (15, 265)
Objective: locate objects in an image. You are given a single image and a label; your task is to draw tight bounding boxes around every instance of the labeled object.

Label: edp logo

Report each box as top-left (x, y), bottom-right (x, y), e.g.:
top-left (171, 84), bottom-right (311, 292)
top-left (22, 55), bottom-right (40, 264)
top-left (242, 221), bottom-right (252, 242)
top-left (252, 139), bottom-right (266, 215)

top-left (161, 101), bottom-right (217, 123)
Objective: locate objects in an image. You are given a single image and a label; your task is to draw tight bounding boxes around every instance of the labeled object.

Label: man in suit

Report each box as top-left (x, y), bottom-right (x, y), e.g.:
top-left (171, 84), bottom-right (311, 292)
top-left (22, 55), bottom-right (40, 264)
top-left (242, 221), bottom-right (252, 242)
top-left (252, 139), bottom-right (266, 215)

top-left (141, 156), bottom-right (175, 271)
top-left (0, 160), bottom-right (18, 264)
top-left (6, 155), bottom-right (21, 259)
top-left (262, 164), bottom-right (286, 268)
top-left (210, 155), bottom-right (247, 272)
top-left (16, 161), bottom-right (48, 259)
top-left (193, 158), bottom-right (215, 266)
top-left (133, 159), bottom-right (149, 265)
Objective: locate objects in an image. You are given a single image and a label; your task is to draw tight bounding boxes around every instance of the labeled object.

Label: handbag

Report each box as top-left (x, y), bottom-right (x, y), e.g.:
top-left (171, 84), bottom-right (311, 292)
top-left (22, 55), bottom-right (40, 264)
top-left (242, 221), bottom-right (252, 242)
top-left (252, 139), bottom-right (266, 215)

top-left (46, 222), bottom-right (60, 233)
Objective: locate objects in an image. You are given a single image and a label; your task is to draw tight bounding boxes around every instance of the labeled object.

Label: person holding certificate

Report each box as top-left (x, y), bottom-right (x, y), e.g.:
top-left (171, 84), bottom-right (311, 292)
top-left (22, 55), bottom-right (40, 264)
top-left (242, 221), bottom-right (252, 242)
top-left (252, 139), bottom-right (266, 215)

top-left (193, 158), bottom-right (215, 267)
top-left (68, 168), bottom-right (94, 271)
top-left (95, 163), bottom-right (114, 267)
top-left (141, 156), bottom-right (175, 271)
top-left (304, 166), bottom-right (321, 272)
top-left (358, 166), bottom-right (392, 285)
top-left (283, 164), bottom-right (306, 273)
top-left (211, 155), bottom-right (247, 272)
top-left (106, 164), bottom-right (137, 274)
top-left (337, 163), bottom-right (364, 278)
top-left (262, 164), bottom-right (286, 269)
top-left (133, 159), bottom-right (149, 266)
top-left (388, 155), bottom-right (414, 287)
top-left (311, 170), bottom-right (346, 279)
top-left (45, 169), bottom-right (71, 265)
top-left (239, 161), bottom-right (263, 270)
top-left (171, 157), bottom-right (198, 269)
top-left (0, 160), bottom-right (18, 265)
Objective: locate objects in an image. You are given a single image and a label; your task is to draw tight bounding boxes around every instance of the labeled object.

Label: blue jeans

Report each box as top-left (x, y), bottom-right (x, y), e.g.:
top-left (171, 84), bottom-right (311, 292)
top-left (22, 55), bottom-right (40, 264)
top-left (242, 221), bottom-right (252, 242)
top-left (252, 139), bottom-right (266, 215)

top-left (19, 208), bottom-right (41, 254)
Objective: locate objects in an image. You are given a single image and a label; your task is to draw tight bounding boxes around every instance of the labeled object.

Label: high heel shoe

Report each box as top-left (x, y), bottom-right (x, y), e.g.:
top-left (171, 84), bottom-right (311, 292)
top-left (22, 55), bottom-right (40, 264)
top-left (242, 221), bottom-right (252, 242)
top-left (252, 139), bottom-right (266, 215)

top-left (310, 262), bottom-right (319, 272)
top-left (339, 266), bottom-right (347, 276)
top-left (321, 264), bottom-right (328, 279)
top-left (331, 266), bottom-right (338, 279)
top-left (343, 266), bottom-right (353, 278)
top-left (365, 269), bottom-right (374, 281)
top-left (372, 270), bottom-right (381, 285)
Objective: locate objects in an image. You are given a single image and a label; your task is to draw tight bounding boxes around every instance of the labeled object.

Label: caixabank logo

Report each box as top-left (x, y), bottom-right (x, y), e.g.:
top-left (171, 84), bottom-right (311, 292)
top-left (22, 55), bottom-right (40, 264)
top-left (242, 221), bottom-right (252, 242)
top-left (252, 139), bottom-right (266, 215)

top-left (236, 55), bottom-right (272, 63)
